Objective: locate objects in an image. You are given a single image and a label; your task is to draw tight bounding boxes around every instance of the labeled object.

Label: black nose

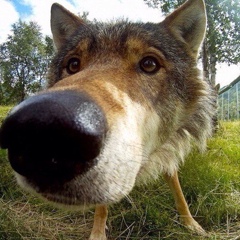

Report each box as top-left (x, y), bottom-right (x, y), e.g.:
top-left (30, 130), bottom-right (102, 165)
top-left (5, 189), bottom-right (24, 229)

top-left (0, 90), bottom-right (107, 185)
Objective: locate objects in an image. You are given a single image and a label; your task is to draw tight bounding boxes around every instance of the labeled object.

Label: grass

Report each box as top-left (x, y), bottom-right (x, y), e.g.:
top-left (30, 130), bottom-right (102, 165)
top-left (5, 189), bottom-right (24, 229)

top-left (0, 106), bottom-right (13, 123)
top-left (0, 105), bottom-right (239, 239)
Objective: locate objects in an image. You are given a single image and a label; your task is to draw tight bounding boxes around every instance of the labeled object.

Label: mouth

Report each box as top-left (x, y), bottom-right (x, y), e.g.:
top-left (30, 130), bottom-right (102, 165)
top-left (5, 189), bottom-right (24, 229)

top-left (14, 132), bottom-right (144, 206)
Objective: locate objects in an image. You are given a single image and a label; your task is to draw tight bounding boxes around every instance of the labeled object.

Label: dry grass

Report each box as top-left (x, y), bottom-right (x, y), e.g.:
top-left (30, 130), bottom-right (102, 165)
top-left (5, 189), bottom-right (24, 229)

top-left (0, 187), bottom-right (95, 239)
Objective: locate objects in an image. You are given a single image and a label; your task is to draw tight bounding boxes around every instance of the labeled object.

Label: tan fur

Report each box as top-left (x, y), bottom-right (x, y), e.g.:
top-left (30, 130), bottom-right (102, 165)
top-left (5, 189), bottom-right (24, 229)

top-left (0, 0), bottom-right (216, 239)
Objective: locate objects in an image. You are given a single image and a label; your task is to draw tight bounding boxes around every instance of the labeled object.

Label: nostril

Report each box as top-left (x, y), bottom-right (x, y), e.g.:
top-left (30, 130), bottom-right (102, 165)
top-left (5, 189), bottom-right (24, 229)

top-left (0, 90), bottom-right (107, 183)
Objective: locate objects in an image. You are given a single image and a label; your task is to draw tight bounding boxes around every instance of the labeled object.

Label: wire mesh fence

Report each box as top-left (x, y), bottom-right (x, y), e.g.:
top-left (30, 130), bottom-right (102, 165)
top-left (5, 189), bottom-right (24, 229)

top-left (218, 76), bottom-right (240, 121)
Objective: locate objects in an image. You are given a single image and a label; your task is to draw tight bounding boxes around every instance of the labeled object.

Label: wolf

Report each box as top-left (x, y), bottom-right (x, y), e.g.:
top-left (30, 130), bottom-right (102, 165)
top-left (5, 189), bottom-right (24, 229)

top-left (0, 0), bottom-right (216, 239)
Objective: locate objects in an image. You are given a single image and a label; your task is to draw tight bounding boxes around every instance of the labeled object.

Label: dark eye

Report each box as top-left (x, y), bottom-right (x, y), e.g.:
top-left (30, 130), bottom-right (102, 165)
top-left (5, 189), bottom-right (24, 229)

top-left (139, 56), bottom-right (160, 74)
top-left (66, 57), bottom-right (81, 74)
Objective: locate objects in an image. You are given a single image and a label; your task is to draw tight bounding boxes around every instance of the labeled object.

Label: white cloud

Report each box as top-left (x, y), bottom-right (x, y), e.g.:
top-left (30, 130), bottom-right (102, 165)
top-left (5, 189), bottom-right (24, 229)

top-left (19, 0), bottom-right (162, 37)
top-left (0, 0), bottom-right (162, 43)
top-left (21, 0), bottom-right (73, 36)
top-left (0, 0), bottom-right (19, 43)
top-left (0, 0), bottom-right (162, 41)
top-left (72, 0), bottom-right (163, 22)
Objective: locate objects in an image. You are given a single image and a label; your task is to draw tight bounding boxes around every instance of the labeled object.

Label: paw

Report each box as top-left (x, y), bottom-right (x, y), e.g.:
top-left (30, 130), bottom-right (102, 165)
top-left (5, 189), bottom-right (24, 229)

top-left (185, 221), bottom-right (207, 236)
top-left (180, 217), bottom-right (208, 236)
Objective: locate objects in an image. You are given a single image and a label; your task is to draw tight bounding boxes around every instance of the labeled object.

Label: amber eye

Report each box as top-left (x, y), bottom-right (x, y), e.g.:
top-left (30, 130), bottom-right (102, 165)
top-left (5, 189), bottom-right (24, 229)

top-left (66, 57), bottom-right (81, 74)
top-left (139, 56), bottom-right (160, 74)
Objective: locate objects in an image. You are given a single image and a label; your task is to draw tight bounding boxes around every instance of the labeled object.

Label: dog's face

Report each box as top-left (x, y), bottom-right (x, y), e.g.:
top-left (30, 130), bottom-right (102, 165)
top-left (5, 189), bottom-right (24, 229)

top-left (0, 0), bottom-right (210, 206)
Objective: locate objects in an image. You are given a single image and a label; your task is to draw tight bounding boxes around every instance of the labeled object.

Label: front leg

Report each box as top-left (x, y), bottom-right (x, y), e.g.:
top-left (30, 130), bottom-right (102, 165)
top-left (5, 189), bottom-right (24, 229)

top-left (89, 204), bottom-right (108, 240)
top-left (164, 171), bottom-right (206, 235)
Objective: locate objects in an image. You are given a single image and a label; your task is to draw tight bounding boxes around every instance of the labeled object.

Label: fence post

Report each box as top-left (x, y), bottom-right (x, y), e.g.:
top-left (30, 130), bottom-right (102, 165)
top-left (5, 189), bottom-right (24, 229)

top-left (221, 93), bottom-right (224, 120)
top-left (227, 90), bottom-right (230, 120)
top-left (237, 82), bottom-right (239, 120)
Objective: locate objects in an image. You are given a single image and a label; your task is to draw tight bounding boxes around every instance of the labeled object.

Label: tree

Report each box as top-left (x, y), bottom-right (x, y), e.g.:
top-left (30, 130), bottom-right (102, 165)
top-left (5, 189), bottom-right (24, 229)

top-left (143, 0), bottom-right (240, 86)
top-left (0, 20), bottom-right (54, 104)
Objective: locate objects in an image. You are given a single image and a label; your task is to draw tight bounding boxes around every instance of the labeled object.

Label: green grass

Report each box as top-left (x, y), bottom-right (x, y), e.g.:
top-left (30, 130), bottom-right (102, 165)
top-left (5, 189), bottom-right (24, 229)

top-left (0, 105), bottom-right (13, 124)
top-left (0, 105), bottom-right (239, 239)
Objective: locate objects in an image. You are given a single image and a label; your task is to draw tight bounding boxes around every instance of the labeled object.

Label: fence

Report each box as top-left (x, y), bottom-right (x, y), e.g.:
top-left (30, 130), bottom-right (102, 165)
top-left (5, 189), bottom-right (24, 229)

top-left (218, 76), bottom-right (240, 121)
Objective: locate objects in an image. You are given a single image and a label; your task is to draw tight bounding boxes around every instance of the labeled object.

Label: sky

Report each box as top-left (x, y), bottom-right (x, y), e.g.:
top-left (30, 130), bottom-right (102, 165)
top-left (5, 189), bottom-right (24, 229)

top-left (0, 0), bottom-right (239, 87)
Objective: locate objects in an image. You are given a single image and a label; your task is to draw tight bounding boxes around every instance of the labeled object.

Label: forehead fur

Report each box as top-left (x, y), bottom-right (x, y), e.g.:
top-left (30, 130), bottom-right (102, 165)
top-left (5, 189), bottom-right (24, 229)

top-left (69, 20), bottom-right (187, 57)
top-left (49, 20), bottom-right (192, 83)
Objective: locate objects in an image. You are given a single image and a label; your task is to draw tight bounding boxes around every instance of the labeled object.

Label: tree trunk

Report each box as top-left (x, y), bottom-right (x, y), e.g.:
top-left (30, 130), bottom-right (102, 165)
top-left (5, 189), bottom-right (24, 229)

top-left (202, 39), bottom-right (210, 83)
top-left (19, 76), bottom-right (25, 103)
top-left (209, 55), bottom-right (217, 87)
top-left (202, 40), bottom-right (217, 87)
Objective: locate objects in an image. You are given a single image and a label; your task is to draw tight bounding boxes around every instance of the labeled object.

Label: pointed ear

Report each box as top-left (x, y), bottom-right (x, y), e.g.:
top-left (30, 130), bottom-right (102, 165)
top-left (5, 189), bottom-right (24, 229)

top-left (51, 3), bottom-right (86, 50)
top-left (215, 83), bottom-right (220, 93)
top-left (162, 0), bottom-right (206, 58)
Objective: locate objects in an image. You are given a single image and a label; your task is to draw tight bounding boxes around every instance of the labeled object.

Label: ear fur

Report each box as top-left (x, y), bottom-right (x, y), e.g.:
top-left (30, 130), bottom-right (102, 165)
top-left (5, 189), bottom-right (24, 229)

top-left (51, 3), bottom-right (85, 50)
top-left (162, 0), bottom-right (207, 58)
top-left (215, 83), bottom-right (220, 93)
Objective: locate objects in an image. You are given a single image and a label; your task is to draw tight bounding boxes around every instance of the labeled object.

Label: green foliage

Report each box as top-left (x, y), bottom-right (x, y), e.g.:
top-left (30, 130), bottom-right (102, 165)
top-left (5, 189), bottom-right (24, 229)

top-left (0, 106), bottom-right (239, 239)
top-left (0, 105), bottom-right (12, 124)
top-left (0, 20), bottom-right (54, 104)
